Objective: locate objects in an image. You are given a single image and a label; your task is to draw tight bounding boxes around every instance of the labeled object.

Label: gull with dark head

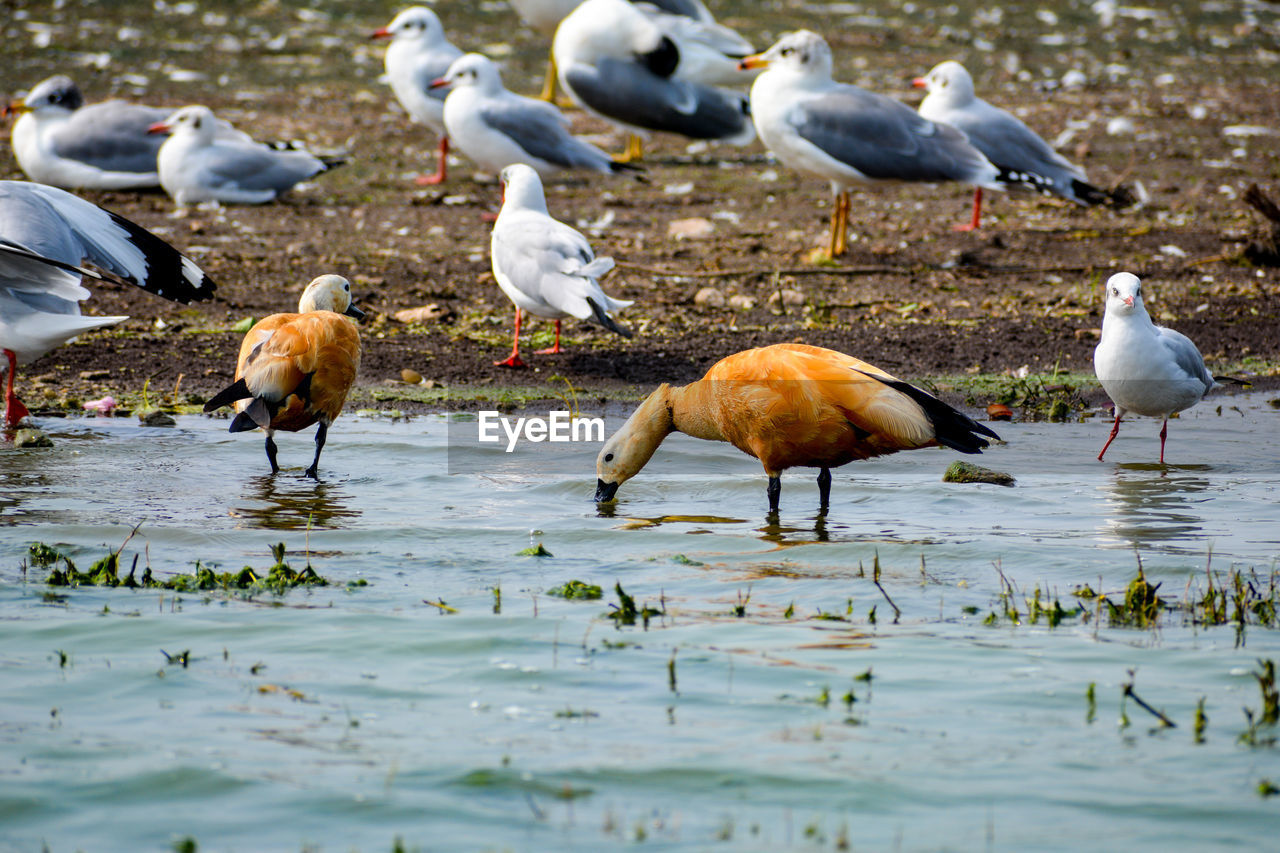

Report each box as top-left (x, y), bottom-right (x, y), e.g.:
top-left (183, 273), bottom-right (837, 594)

top-left (490, 164), bottom-right (632, 367)
top-left (371, 6), bottom-right (464, 186)
top-left (1094, 272), bottom-right (1225, 464)
top-left (5, 75), bottom-right (249, 191)
top-left (914, 60), bottom-right (1110, 231)
top-left (742, 31), bottom-right (1015, 258)
top-left (0, 180), bottom-right (215, 426)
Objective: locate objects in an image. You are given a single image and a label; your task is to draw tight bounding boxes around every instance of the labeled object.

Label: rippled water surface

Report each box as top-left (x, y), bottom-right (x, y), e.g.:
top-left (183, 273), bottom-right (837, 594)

top-left (2, 392), bottom-right (1278, 851)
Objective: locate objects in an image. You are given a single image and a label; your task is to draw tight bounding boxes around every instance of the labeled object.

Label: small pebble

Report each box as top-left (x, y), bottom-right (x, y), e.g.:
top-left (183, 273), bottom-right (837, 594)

top-left (727, 294), bottom-right (756, 311)
top-left (667, 217), bottom-right (715, 240)
top-left (401, 368), bottom-right (424, 384)
top-left (943, 461), bottom-right (1016, 487)
top-left (986, 403), bottom-right (1013, 421)
top-left (138, 409), bottom-right (176, 427)
top-left (13, 428), bottom-right (53, 448)
top-left (694, 287), bottom-right (726, 308)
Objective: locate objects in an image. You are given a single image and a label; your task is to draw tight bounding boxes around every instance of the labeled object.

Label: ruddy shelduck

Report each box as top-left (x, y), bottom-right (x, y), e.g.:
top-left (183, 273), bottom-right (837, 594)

top-left (203, 274), bottom-right (364, 478)
top-left (595, 343), bottom-right (1001, 510)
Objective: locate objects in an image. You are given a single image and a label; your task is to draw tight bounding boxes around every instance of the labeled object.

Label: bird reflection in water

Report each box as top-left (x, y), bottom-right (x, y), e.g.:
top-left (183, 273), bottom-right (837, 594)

top-left (231, 474), bottom-right (360, 530)
top-left (758, 510), bottom-right (832, 547)
top-left (1101, 462), bottom-right (1213, 549)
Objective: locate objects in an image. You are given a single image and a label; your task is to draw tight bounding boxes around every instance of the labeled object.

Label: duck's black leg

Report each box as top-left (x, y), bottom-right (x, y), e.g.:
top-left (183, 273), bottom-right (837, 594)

top-left (265, 433), bottom-right (280, 474)
top-left (817, 467), bottom-right (831, 508)
top-left (305, 421), bottom-right (328, 480)
top-left (767, 475), bottom-right (781, 512)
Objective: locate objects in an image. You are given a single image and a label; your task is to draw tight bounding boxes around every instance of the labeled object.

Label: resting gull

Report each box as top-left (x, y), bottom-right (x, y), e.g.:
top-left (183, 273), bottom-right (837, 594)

top-left (5, 75), bottom-right (247, 191)
top-left (552, 0), bottom-right (754, 161)
top-left (149, 105), bottom-right (343, 205)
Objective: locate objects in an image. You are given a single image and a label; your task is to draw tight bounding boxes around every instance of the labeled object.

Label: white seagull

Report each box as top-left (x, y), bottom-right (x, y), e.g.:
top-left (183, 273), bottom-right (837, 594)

top-left (490, 164), bottom-right (632, 367)
top-left (435, 53), bottom-right (633, 179)
top-left (0, 180), bottom-right (215, 426)
top-left (148, 106), bottom-right (343, 205)
top-left (553, 0), bottom-right (755, 161)
top-left (512, 0), bottom-right (745, 101)
top-left (1093, 273), bottom-right (1223, 463)
top-left (914, 61), bottom-right (1109, 231)
top-left (742, 31), bottom-right (1020, 258)
top-left (5, 75), bottom-right (250, 191)
top-left (371, 6), bottom-right (464, 186)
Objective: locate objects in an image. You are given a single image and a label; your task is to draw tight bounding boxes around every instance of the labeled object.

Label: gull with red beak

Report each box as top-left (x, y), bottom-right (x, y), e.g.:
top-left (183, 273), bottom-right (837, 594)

top-left (913, 61), bottom-right (1110, 231)
top-left (740, 31), bottom-right (1020, 259)
top-left (371, 6), bottom-right (464, 186)
top-left (489, 164), bottom-right (632, 367)
top-left (148, 105), bottom-right (343, 205)
top-left (1093, 272), bottom-right (1228, 463)
top-left (431, 53), bottom-right (634, 179)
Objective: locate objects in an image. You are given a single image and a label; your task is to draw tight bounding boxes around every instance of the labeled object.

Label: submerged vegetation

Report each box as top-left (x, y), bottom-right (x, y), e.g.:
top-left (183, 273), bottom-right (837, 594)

top-left (979, 554), bottom-right (1279, 643)
top-left (31, 537), bottom-right (340, 596)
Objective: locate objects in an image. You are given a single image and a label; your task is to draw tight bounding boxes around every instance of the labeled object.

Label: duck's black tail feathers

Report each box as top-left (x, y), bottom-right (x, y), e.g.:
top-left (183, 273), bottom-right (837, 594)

top-left (854, 370), bottom-right (1000, 454)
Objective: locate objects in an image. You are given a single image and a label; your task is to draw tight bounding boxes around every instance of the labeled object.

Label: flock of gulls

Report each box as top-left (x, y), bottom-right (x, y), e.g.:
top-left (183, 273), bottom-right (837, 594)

top-left (0, 1), bottom-right (1242, 504)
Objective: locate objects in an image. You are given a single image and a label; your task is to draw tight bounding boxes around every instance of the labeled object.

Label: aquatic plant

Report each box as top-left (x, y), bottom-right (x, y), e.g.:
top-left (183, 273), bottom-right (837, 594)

top-left (547, 579), bottom-right (603, 600)
top-left (38, 537), bottom-right (336, 596)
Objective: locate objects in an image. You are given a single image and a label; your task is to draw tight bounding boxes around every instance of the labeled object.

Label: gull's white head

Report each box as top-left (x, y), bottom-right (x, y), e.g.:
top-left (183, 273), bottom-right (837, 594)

top-left (1102, 272), bottom-right (1145, 318)
top-left (498, 163), bottom-right (547, 213)
top-left (9, 75), bottom-right (83, 117)
top-left (439, 53), bottom-right (504, 94)
top-left (298, 274), bottom-right (365, 319)
top-left (742, 31), bottom-right (833, 80)
top-left (373, 6), bottom-right (447, 47)
top-left (148, 105), bottom-right (219, 143)
top-left (913, 61), bottom-right (975, 105)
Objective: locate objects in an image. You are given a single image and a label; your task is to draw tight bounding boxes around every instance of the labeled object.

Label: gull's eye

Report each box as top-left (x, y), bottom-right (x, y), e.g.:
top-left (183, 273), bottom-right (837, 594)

top-left (1111, 287), bottom-right (1119, 296)
top-left (780, 47), bottom-right (793, 57)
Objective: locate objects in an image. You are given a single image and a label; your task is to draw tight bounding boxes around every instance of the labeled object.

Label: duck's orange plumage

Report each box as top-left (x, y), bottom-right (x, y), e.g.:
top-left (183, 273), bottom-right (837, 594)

top-left (204, 274), bottom-right (363, 478)
top-left (595, 343), bottom-right (1000, 510)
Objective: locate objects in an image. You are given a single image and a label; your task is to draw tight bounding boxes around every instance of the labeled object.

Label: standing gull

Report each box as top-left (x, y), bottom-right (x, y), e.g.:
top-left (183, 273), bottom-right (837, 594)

top-left (372, 6), bottom-right (464, 186)
top-left (0, 180), bottom-right (215, 426)
top-left (149, 105), bottom-right (342, 205)
top-left (1093, 272), bottom-right (1225, 464)
top-left (553, 0), bottom-right (755, 161)
top-left (914, 61), bottom-right (1109, 231)
top-left (490, 164), bottom-right (632, 367)
top-left (5, 75), bottom-right (249, 191)
top-left (435, 53), bottom-right (633, 178)
top-left (741, 31), bottom-right (1016, 258)
top-left (203, 274), bottom-right (363, 479)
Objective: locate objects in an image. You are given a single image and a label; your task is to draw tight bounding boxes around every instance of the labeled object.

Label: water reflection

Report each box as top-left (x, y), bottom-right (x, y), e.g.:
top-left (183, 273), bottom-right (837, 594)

top-left (757, 511), bottom-right (832, 546)
top-left (229, 475), bottom-right (361, 530)
top-left (1100, 463), bottom-right (1213, 549)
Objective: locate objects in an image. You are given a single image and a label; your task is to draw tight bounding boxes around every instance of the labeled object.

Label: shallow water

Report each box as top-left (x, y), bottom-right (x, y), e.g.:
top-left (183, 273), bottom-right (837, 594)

top-left (1, 392), bottom-right (1277, 851)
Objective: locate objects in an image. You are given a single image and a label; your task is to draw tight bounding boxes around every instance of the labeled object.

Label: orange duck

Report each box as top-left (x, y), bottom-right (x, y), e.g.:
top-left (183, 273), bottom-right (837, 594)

top-left (204, 274), bottom-right (363, 478)
top-left (595, 343), bottom-right (1000, 510)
